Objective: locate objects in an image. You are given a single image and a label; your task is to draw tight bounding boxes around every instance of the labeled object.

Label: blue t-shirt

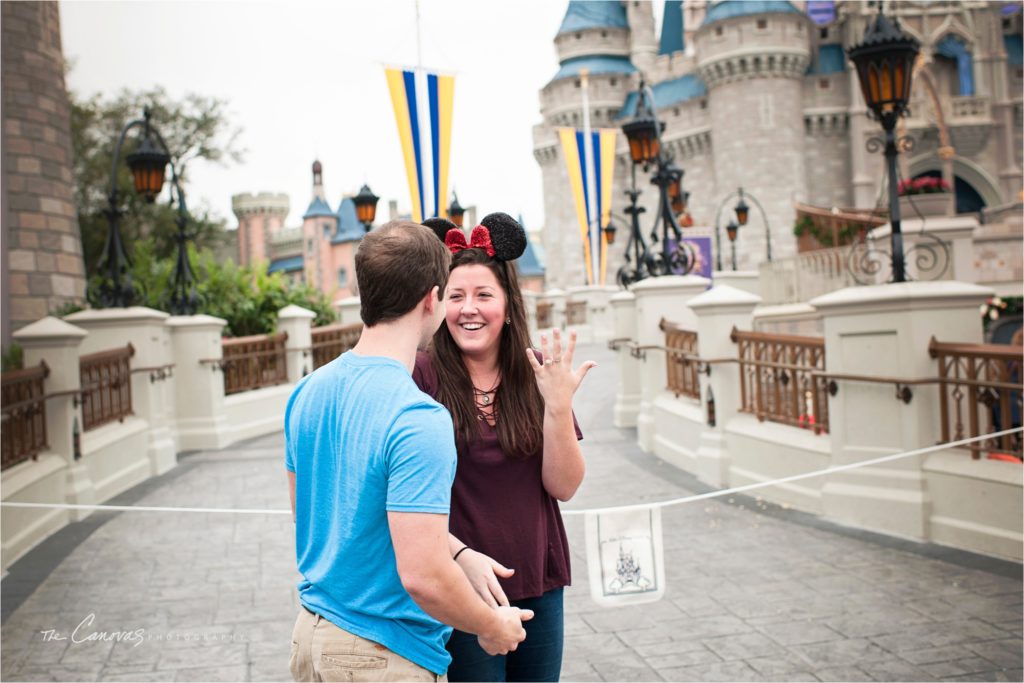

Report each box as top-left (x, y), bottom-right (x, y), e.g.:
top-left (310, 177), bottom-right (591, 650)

top-left (284, 351), bottom-right (458, 675)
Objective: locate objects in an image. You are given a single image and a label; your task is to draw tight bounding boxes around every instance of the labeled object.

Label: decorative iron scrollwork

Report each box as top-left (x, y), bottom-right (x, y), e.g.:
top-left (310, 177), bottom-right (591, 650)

top-left (846, 231), bottom-right (950, 286)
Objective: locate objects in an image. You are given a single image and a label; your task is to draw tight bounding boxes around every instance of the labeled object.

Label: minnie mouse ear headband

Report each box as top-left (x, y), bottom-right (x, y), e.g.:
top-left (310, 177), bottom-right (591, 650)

top-left (425, 212), bottom-right (526, 262)
top-left (422, 217), bottom-right (457, 244)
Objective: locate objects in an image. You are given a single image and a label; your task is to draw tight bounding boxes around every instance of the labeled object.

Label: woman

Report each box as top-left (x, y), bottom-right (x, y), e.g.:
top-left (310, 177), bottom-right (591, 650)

top-left (415, 213), bottom-right (595, 682)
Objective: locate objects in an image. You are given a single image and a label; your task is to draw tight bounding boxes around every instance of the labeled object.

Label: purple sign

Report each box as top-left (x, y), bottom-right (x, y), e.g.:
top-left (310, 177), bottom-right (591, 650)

top-left (666, 236), bottom-right (713, 280)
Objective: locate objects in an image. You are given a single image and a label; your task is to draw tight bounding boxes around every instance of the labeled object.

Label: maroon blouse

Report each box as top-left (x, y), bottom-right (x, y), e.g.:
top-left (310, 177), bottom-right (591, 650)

top-left (413, 351), bottom-right (582, 601)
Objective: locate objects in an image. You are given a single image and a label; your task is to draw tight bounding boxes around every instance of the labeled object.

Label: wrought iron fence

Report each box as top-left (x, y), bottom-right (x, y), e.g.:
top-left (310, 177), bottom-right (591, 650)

top-left (221, 332), bottom-right (289, 395)
top-left (930, 337), bottom-right (1023, 460)
top-left (311, 323), bottom-right (362, 371)
top-left (732, 328), bottom-right (830, 434)
top-left (80, 344), bottom-right (134, 431)
top-left (1, 362), bottom-right (49, 470)
top-left (661, 319), bottom-right (700, 400)
top-left (536, 302), bottom-right (553, 329)
top-left (566, 301), bottom-right (587, 326)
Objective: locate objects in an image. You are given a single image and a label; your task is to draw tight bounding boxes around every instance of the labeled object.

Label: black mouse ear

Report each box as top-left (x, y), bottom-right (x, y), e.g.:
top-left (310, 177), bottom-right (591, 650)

top-left (422, 217), bottom-right (458, 243)
top-left (479, 212), bottom-right (526, 262)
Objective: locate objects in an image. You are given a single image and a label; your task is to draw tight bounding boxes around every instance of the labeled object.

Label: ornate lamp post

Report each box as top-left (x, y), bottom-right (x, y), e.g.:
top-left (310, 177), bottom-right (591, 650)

top-left (726, 219), bottom-right (740, 271)
top-left (848, 3), bottom-right (920, 283)
top-left (353, 184), bottom-right (380, 232)
top-left (95, 108), bottom-right (198, 315)
top-left (448, 191), bottom-right (465, 229)
top-left (713, 187), bottom-right (771, 271)
top-left (617, 80), bottom-right (695, 287)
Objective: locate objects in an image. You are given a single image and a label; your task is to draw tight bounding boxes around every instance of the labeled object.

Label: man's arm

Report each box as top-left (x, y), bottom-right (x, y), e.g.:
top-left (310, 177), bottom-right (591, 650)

top-left (390, 512), bottom-right (531, 655)
top-left (288, 470), bottom-right (296, 522)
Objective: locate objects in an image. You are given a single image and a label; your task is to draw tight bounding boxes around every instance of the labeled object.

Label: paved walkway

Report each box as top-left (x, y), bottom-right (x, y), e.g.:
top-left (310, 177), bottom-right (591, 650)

top-left (2, 344), bottom-right (1021, 682)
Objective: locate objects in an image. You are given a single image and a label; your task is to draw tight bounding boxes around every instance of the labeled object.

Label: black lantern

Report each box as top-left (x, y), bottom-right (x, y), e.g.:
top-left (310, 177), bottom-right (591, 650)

top-left (603, 221), bottom-right (618, 246)
top-left (667, 161), bottom-right (685, 215)
top-left (622, 81), bottom-right (663, 166)
top-left (353, 184), bottom-right (380, 231)
top-left (734, 193), bottom-right (750, 226)
top-left (848, 5), bottom-right (920, 124)
top-left (726, 220), bottom-right (739, 243)
top-left (126, 133), bottom-right (169, 203)
top-left (448, 191), bottom-right (465, 229)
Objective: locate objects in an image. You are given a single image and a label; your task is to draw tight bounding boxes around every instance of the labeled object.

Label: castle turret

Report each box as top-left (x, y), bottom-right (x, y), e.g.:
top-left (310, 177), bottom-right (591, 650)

top-left (231, 192), bottom-right (290, 267)
top-left (695, 1), bottom-right (811, 267)
top-left (626, 1), bottom-right (657, 75)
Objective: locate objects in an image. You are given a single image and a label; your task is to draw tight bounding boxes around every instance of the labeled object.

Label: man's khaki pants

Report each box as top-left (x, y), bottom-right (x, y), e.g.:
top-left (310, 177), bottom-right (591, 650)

top-left (290, 608), bottom-right (446, 682)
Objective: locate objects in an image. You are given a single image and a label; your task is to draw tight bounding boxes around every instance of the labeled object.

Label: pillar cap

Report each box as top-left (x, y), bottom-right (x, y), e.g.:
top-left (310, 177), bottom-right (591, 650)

top-left (687, 284), bottom-right (762, 311)
top-left (166, 314), bottom-right (228, 329)
top-left (64, 306), bottom-right (169, 325)
top-left (544, 288), bottom-right (567, 297)
top-left (610, 291), bottom-right (637, 303)
top-left (632, 274), bottom-right (711, 294)
top-left (278, 304), bottom-right (316, 320)
top-left (811, 281), bottom-right (993, 314)
top-left (13, 316), bottom-right (87, 342)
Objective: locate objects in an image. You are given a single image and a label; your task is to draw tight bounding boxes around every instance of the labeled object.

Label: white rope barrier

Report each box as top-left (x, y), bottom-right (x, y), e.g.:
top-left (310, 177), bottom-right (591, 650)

top-left (2, 428), bottom-right (1020, 518)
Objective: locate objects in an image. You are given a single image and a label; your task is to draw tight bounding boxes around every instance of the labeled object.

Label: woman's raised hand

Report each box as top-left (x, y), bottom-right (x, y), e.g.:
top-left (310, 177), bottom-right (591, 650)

top-left (526, 328), bottom-right (596, 413)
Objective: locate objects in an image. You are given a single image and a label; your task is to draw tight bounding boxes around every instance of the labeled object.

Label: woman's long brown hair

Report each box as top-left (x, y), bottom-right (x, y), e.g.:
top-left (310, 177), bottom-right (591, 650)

top-left (429, 248), bottom-right (544, 457)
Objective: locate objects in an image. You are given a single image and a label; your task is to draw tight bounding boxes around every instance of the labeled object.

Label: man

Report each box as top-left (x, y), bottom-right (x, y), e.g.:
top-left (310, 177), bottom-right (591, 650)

top-left (286, 221), bottom-right (531, 682)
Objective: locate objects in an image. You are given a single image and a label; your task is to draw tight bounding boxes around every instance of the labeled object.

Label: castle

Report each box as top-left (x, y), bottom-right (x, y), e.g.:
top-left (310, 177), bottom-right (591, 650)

top-left (534, 0), bottom-right (1023, 287)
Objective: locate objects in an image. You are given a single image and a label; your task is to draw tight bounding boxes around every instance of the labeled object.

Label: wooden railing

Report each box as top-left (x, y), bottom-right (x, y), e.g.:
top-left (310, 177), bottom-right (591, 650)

top-left (732, 328), bottom-right (830, 434)
top-left (661, 319), bottom-right (700, 400)
top-left (222, 332), bottom-right (289, 395)
top-left (566, 301), bottom-right (587, 326)
top-left (536, 302), bottom-right (553, 329)
top-left (930, 337), bottom-right (1023, 460)
top-left (80, 344), bottom-right (134, 431)
top-left (311, 323), bottom-right (362, 371)
top-left (1, 362), bottom-right (49, 470)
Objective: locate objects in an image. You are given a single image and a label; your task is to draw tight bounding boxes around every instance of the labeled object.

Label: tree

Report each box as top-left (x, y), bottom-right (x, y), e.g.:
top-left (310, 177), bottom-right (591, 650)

top-left (70, 86), bottom-right (245, 279)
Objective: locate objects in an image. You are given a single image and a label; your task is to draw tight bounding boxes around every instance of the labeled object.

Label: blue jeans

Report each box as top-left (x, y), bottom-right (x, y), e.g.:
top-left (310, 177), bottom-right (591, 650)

top-left (445, 587), bottom-right (564, 682)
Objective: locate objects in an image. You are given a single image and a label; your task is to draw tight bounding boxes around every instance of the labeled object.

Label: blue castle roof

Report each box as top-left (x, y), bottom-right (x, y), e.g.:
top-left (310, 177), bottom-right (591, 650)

top-left (303, 196), bottom-right (335, 219)
top-left (659, 0), bottom-right (685, 55)
top-left (517, 217), bottom-right (544, 277)
top-left (807, 44), bottom-right (847, 74)
top-left (557, 1), bottom-right (628, 36)
top-left (617, 74), bottom-right (708, 119)
top-left (553, 55), bottom-right (637, 81)
top-left (332, 197), bottom-right (365, 244)
top-left (702, 1), bottom-right (801, 26)
top-left (268, 255), bottom-right (304, 274)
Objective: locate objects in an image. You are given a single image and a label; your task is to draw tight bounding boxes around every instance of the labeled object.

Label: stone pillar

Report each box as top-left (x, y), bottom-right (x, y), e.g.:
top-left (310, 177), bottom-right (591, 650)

top-left (278, 304), bottom-right (316, 381)
top-left (687, 286), bottom-right (762, 487)
top-left (167, 314), bottom-right (230, 451)
top-left (632, 275), bottom-right (711, 452)
top-left (13, 316), bottom-right (93, 519)
top-left (611, 291), bottom-right (640, 428)
top-left (811, 281), bottom-right (993, 540)
top-left (64, 307), bottom-right (177, 475)
top-left (587, 286), bottom-right (619, 343)
top-left (545, 288), bottom-right (567, 331)
top-left (565, 286), bottom-right (593, 344)
top-left (336, 296), bottom-right (361, 326)
top-left (712, 271), bottom-right (760, 298)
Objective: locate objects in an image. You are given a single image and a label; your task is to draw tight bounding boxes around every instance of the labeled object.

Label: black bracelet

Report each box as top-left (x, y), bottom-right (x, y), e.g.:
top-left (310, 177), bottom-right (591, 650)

top-left (453, 546), bottom-right (470, 561)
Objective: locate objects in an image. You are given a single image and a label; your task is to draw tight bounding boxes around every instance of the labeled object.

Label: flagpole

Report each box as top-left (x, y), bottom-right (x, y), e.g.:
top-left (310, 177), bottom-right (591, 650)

top-left (580, 68), bottom-right (598, 286)
top-left (415, 0), bottom-right (423, 69)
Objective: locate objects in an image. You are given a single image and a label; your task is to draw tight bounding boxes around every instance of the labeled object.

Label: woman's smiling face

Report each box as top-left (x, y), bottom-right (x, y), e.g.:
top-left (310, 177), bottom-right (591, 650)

top-left (445, 263), bottom-right (507, 359)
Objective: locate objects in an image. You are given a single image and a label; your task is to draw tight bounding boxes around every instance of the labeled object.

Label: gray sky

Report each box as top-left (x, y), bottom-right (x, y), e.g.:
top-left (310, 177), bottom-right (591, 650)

top-left (62, 0), bottom-right (657, 233)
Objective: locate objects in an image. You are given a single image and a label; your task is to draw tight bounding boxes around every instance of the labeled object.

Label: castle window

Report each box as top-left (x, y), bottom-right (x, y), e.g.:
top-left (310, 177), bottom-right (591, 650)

top-left (715, 26), bottom-right (723, 37)
top-left (601, 30), bottom-right (607, 38)
top-left (338, 267), bottom-right (348, 288)
top-left (673, 107), bottom-right (680, 117)
top-left (574, 79), bottom-right (581, 88)
top-left (819, 78), bottom-right (830, 89)
top-left (756, 19), bottom-right (767, 29)
top-left (322, 223), bottom-right (331, 238)
top-left (820, 27), bottom-right (828, 39)
top-left (575, 32), bottom-right (581, 40)
top-left (610, 78), bottom-right (617, 87)
top-left (307, 238), bottom-right (314, 252)
top-left (700, 99), bottom-right (707, 109)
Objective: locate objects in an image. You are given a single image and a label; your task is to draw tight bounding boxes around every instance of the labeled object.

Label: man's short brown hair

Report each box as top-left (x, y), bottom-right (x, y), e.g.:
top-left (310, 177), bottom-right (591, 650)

top-left (355, 221), bottom-right (451, 326)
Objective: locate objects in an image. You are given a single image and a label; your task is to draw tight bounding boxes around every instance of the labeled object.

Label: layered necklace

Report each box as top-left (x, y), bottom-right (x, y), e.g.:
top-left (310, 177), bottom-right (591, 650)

top-left (471, 373), bottom-right (501, 422)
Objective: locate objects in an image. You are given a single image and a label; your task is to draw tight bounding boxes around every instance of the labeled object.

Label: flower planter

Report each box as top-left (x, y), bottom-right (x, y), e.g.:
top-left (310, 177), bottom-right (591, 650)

top-left (898, 192), bottom-right (951, 218)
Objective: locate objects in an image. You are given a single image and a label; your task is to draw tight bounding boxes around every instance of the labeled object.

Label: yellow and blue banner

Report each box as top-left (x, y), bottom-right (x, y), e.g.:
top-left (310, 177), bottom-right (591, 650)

top-left (385, 67), bottom-right (455, 223)
top-left (558, 128), bottom-right (617, 285)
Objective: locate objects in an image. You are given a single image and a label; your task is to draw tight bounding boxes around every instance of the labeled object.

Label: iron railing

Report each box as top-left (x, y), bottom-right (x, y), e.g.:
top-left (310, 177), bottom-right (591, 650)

top-left (311, 323), bottom-right (362, 371)
top-left (566, 301), bottom-right (587, 326)
top-left (732, 328), bottom-right (830, 434)
top-left (536, 302), bottom-right (553, 329)
top-left (80, 344), bottom-right (134, 431)
top-left (661, 319), bottom-right (700, 400)
top-left (1, 362), bottom-right (49, 470)
top-left (221, 332), bottom-right (288, 395)
top-left (930, 337), bottom-right (1023, 460)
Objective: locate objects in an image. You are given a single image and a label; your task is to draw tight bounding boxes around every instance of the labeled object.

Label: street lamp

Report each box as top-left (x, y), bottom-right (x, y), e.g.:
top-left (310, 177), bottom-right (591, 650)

top-left (617, 79), bottom-right (696, 287)
top-left (726, 219), bottom-right (739, 271)
top-left (353, 184), bottom-right (380, 232)
top-left (94, 108), bottom-right (197, 315)
top-left (448, 191), bottom-right (466, 229)
top-left (848, 2), bottom-right (920, 283)
top-left (713, 187), bottom-right (772, 271)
